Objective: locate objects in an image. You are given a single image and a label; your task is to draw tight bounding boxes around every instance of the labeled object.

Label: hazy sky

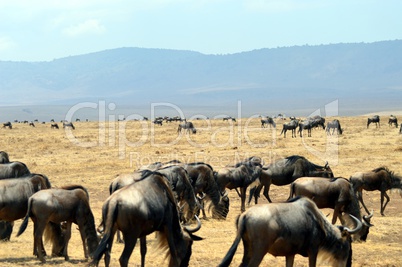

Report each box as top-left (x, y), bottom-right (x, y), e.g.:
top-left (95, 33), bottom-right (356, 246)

top-left (0, 0), bottom-right (401, 62)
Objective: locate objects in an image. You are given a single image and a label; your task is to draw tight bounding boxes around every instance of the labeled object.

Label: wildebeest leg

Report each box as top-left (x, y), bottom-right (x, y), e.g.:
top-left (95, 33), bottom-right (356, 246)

top-left (285, 255), bottom-right (295, 267)
top-left (234, 188), bottom-right (241, 198)
top-left (380, 191), bottom-right (390, 216)
top-left (248, 185), bottom-right (260, 205)
top-left (356, 189), bottom-right (371, 215)
top-left (77, 220), bottom-right (89, 258)
top-left (140, 236), bottom-right (146, 267)
top-left (308, 252), bottom-right (318, 267)
top-left (104, 228), bottom-right (117, 267)
top-left (34, 220), bottom-right (47, 262)
top-left (116, 230), bottom-right (124, 243)
top-left (62, 222), bottom-right (72, 261)
top-left (308, 128), bottom-right (311, 137)
top-left (292, 129), bottom-right (296, 138)
top-left (119, 231), bottom-right (138, 267)
top-left (240, 187), bottom-right (247, 212)
top-left (262, 183), bottom-right (273, 203)
top-left (332, 206), bottom-right (341, 224)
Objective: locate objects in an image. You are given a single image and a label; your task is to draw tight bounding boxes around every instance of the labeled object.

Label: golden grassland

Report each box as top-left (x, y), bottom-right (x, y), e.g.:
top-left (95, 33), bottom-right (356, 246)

top-left (1, 116), bottom-right (402, 267)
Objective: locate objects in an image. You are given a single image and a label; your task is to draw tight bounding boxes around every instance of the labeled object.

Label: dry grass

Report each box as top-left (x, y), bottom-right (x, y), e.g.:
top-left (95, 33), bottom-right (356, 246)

top-left (0, 116), bottom-right (402, 266)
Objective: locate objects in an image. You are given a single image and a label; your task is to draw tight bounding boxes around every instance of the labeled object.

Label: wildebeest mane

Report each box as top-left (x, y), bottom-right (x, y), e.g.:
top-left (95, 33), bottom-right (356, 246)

top-left (187, 162), bottom-right (214, 171)
top-left (371, 166), bottom-right (402, 183)
top-left (135, 169), bottom-right (167, 182)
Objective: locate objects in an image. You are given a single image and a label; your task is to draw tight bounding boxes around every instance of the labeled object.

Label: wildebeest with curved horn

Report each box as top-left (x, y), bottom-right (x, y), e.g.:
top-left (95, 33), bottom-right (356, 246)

top-left (0, 161), bottom-right (31, 178)
top-left (367, 115), bottom-right (380, 128)
top-left (182, 162), bottom-right (230, 219)
top-left (0, 151), bottom-right (10, 163)
top-left (288, 177), bottom-right (373, 241)
top-left (326, 119), bottom-right (343, 135)
top-left (0, 174), bottom-right (51, 238)
top-left (249, 155), bottom-right (334, 204)
top-left (215, 162), bottom-right (262, 212)
top-left (218, 196), bottom-right (362, 267)
top-left (91, 171), bottom-right (203, 267)
top-left (17, 185), bottom-right (99, 263)
top-left (280, 119), bottom-right (299, 138)
top-left (350, 167), bottom-right (402, 216)
top-left (388, 115), bottom-right (398, 128)
top-left (178, 121), bottom-right (196, 134)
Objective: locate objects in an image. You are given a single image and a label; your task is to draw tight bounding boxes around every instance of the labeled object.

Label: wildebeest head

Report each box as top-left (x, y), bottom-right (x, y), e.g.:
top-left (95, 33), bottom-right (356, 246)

top-left (310, 161), bottom-right (334, 178)
top-left (212, 191), bottom-right (230, 219)
top-left (171, 215), bottom-right (203, 267)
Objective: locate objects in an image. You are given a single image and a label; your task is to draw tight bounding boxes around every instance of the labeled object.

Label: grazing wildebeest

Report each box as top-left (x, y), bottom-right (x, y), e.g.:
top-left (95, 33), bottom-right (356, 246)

top-left (63, 122), bottom-right (75, 129)
top-left (29, 122), bottom-right (35, 127)
top-left (218, 196), bottom-right (362, 267)
top-left (350, 167), bottom-right (402, 216)
top-left (178, 121), bottom-right (196, 134)
top-left (260, 116), bottom-right (276, 128)
top-left (3, 121), bottom-right (12, 129)
top-left (0, 161), bottom-right (31, 179)
top-left (110, 167), bottom-right (199, 223)
top-left (0, 151), bottom-right (10, 163)
top-left (182, 162), bottom-right (229, 219)
top-left (388, 115), bottom-right (398, 128)
top-left (367, 115), bottom-right (380, 128)
top-left (153, 119), bottom-right (163, 126)
top-left (280, 119), bottom-right (299, 138)
top-left (249, 155), bottom-right (334, 204)
top-left (223, 116), bottom-right (236, 122)
top-left (0, 174), bottom-right (51, 238)
top-left (51, 123), bottom-right (59, 129)
top-left (215, 163), bottom-right (262, 212)
top-left (308, 115), bottom-right (326, 129)
top-left (288, 177), bottom-right (373, 241)
top-left (326, 119), bottom-right (343, 135)
top-left (298, 120), bottom-right (313, 137)
top-left (109, 167), bottom-right (199, 243)
top-left (17, 185), bottom-right (98, 263)
top-left (91, 171), bottom-right (202, 267)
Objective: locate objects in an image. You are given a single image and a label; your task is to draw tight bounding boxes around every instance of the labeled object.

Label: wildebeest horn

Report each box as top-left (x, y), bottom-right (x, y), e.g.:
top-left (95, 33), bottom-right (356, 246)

top-left (325, 161), bottom-right (329, 168)
top-left (343, 214), bottom-right (362, 234)
top-left (197, 192), bottom-right (206, 200)
top-left (184, 215), bottom-right (201, 233)
top-left (363, 210), bottom-right (374, 226)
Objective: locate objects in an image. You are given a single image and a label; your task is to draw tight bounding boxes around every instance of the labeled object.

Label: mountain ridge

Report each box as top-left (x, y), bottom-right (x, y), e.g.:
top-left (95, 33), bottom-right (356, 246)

top-left (1, 40), bottom-right (402, 121)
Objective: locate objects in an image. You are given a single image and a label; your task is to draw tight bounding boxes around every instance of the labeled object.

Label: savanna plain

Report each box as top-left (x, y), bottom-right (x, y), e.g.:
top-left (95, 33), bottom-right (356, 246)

top-left (1, 115), bottom-right (402, 267)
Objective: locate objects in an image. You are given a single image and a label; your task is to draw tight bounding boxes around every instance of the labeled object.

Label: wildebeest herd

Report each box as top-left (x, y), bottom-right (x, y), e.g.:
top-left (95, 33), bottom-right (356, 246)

top-left (0, 114), bottom-right (402, 266)
top-left (0, 146), bottom-right (401, 267)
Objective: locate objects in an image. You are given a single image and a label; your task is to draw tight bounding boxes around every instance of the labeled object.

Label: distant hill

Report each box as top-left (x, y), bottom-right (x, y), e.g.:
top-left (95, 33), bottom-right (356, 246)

top-left (1, 40), bottom-right (402, 121)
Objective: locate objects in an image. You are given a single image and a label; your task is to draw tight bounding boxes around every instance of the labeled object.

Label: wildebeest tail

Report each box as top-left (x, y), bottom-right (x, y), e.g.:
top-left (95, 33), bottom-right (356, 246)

top-left (218, 215), bottom-right (244, 267)
top-left (90, 199), bottom-right (118, 266)
top-left (16, 197), bottom-right (33, 237)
